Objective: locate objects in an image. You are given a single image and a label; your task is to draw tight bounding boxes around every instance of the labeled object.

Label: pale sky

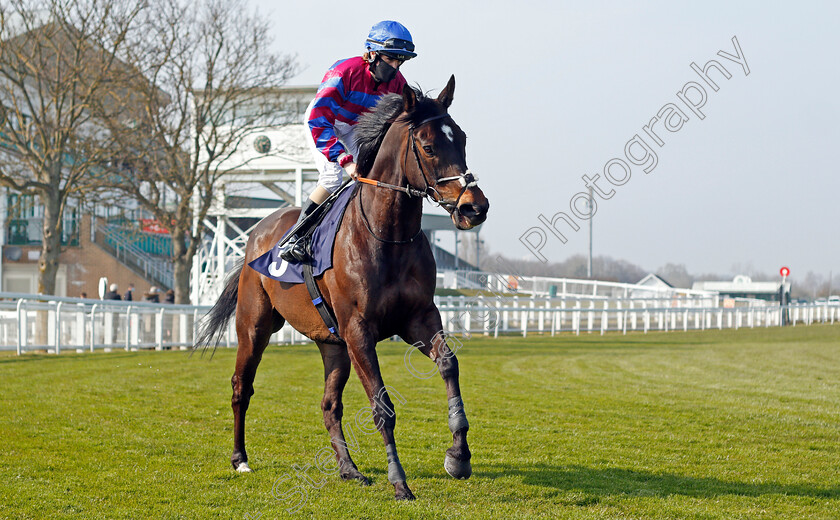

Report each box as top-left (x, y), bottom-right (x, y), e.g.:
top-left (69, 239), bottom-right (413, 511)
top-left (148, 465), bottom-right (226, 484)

top-left (266, 0), bottom-right (839, 279)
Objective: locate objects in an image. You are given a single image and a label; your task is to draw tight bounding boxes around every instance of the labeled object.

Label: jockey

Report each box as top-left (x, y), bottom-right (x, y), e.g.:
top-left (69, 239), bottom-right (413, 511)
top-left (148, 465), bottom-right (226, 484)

top-left (279, 20), bottom-right (417, 262)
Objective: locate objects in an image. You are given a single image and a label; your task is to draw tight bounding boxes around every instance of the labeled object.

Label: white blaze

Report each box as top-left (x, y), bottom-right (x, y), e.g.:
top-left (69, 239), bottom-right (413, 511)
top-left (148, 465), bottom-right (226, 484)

top-left (441, 124), bottom-right (454, 142)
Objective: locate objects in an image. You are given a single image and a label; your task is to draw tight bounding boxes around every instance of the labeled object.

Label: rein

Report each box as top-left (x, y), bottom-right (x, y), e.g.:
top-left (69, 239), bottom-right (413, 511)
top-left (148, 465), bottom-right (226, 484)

top-left (355, 113), bottom-right (479, 245)
top-left (356, 177), bottom-right (426, 198)
top-left (357, 190), bottom-right (424, 244)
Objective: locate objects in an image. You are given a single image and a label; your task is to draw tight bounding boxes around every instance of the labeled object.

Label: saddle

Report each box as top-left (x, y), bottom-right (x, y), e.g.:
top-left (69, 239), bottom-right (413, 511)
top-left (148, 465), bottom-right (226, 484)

top-left (248, 179), bottom-right (357, 339)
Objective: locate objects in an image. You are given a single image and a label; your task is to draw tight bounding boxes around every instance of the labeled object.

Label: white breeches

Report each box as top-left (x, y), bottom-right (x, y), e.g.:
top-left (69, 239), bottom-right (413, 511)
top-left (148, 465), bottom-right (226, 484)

top-left (303, 99), bottom-right (359, 193)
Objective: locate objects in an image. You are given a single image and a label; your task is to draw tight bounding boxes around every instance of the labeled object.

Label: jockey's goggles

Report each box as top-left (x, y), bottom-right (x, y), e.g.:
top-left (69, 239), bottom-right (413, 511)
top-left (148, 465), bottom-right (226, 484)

top-left (367, 38), bottom-right (415, 55)
top-left (380, 52), bottom-right (407, 63)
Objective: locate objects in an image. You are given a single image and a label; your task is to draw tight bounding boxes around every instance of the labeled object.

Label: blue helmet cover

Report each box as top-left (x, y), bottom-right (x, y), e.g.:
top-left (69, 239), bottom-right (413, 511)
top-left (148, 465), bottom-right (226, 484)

top-left (366, 20), bottom-right (417, 59)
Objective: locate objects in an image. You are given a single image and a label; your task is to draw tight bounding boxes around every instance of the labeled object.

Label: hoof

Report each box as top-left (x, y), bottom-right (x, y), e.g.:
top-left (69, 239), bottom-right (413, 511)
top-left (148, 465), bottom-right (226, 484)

top-left (235, 462), bottom-right (252, 473)
top-left (340, 470), bottom-right (371, 486)
top-left (444, 454), bottom-right (472, 480)
top-left (394, 481), bottom-right (416, 500)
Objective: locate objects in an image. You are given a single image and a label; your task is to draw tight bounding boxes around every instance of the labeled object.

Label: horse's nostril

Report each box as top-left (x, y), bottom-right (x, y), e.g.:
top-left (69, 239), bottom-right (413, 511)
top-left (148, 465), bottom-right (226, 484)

top-left (459, 204), bottom-right (480, 218)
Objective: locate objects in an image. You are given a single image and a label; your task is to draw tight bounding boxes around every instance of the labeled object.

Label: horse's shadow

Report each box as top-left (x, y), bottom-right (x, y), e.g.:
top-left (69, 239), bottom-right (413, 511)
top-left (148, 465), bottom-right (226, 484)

top-left (463, 463), bottom-right (840, 500)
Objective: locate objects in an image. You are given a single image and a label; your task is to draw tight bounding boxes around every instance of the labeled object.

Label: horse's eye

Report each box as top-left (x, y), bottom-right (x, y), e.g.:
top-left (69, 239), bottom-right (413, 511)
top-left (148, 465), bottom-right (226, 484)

top-left (422, 145), bottom-right (434, 155)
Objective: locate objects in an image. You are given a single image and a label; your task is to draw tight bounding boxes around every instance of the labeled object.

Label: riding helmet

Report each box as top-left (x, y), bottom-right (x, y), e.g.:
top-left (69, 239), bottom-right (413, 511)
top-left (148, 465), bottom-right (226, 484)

top-left (365, 20), bottom-right (417, 60)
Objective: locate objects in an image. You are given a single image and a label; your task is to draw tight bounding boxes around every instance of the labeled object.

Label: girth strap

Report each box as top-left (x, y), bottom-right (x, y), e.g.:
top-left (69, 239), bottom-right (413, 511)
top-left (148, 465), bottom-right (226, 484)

top-left (303, 259), bottom-right (341, 339)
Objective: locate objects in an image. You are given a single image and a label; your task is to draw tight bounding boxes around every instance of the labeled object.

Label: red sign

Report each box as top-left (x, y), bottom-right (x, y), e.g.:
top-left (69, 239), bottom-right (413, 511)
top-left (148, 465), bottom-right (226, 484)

top-left (780, 266), bottom-right (790, 277)
top-left (140, 219), bottom-right (170, 235)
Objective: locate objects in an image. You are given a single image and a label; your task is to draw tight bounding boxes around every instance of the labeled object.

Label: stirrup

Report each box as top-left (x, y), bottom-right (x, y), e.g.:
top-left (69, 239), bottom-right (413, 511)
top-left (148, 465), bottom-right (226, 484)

top-left (279, 236), bottom-right (310, 263)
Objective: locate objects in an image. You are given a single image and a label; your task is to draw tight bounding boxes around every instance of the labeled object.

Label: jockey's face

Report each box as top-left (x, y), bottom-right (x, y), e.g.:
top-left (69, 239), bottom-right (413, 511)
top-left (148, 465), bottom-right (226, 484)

top-left (376, 52), bottom-right (405, 70)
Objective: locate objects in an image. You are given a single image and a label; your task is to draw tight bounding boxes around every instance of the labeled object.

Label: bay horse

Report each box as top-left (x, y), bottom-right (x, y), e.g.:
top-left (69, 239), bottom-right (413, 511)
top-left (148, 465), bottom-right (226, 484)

top-left (195, 76), bottom-right (489, 501)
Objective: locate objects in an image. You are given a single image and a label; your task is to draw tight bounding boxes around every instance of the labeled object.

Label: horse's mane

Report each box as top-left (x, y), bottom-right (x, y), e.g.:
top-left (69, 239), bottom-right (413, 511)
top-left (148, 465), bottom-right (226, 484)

top-left (355, 87), bottom-right (442, 176)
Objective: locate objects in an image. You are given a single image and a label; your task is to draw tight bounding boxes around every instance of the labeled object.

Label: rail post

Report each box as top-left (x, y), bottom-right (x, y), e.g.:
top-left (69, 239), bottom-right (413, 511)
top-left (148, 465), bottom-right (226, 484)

top-left (16, 298), bottom-right (25, 355)
top-left (90, 304), bottom-right (98, 352)
top-left (616, 301), bottom-right (623, 332)
top-left (622, 305), bottom-right (628, 335)
top-left (193, 308), bottom-right (199, 347)
top-left (75, 303), bottom-right (85, 349)
top-left (156, 308), bottom-right (165, 350)
top-left (125, 306), bottom-right (132, 351)
top-left (538, 297), bottom-right (546, 332)
top-left (560, 298), bottom-right (566, 331)
top-left (55, 302), bottom-right (63, 355)
top-left (600, 307), bottom-right (607, 335)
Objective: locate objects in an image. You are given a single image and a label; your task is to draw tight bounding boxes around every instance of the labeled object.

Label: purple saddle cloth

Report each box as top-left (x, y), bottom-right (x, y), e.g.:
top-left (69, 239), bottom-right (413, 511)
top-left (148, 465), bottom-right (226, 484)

top-left (248, 184), bottom-right (356, 283)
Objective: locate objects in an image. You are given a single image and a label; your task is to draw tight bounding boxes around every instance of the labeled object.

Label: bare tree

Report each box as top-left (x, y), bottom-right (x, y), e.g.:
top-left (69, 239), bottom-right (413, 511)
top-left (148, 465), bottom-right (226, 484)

top-left (0, 0), bottom-right (142, 294)
top-left (487, 251), bottom-right (648, 284)
top-left (655, 263), bottom-right (693, 288)
top-left (102, 0), bottom-right (298, 303)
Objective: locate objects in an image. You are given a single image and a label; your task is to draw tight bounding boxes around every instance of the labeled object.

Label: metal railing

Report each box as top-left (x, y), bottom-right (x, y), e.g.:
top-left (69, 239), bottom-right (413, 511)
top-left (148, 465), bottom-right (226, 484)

top-left (436, 296), bottom-right (838, 337)
top-left (0, 292), bottom-right (306, 354)
top-left (94, 223), bottom-right (175, 289)
top-left (1, 293), bottom-right (835, 355)
top-left (105, 223), bottom-right (173, 256)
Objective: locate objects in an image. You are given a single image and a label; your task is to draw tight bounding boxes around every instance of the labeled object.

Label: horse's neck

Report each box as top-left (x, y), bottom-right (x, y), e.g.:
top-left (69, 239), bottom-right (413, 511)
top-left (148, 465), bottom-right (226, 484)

top-left (358, 154), bottom-right (423, 243)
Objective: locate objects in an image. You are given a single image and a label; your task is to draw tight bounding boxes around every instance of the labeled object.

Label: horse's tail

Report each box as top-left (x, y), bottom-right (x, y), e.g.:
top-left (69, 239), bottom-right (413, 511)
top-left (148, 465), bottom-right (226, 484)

top-left (193, 258), bottom-right (244, 356)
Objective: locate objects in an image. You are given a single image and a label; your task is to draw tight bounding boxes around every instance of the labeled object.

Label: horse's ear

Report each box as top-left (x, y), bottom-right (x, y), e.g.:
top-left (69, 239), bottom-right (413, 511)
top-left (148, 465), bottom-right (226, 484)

top-left (437, 75), bottom-right (455, 109)
top-left (402, 84), bottom-right (417, 113)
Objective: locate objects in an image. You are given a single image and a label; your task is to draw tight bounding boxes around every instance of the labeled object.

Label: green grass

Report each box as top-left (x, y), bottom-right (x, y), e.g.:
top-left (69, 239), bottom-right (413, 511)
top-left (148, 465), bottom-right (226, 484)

top-left (2, 325), bottom-right (840, 519)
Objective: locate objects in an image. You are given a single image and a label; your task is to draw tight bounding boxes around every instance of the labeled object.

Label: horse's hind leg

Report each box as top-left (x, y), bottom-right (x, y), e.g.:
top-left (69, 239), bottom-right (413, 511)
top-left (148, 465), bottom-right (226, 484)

top-left (317, 342), bottom-right (370, 485)
top-left (231, 288), bottom-right (282, 472)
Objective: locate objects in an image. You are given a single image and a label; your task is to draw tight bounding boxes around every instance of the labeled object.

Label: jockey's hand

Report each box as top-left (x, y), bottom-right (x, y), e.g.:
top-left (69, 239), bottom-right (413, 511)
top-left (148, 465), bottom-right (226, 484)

top-left (344, 161), bottom-right (358, 180)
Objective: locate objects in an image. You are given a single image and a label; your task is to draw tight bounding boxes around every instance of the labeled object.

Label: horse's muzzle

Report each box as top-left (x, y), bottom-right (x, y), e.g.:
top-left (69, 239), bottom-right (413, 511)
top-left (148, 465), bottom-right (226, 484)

top-left (453, 199), bottom-right (489, 230)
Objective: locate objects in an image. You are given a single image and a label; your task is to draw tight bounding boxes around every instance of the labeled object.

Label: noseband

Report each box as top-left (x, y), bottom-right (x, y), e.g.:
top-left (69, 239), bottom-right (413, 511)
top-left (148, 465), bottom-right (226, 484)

top-left (406, 113), bottom-right (478, 216)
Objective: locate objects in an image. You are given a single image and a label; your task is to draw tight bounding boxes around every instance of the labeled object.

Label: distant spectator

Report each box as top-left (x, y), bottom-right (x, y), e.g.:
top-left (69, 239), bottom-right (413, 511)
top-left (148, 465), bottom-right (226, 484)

top-left (80, 292), bottom-right (88, 299)
top-left (507, 276), bottom-right (519, 292)
top-left (144, 286), bottom-right (160, 303)
top-left (104, 283), bottom-right (121, 300)
top-left (163, 289), bottom-right (176, 342)
top-left (123, 283), bottom-right (136, 301)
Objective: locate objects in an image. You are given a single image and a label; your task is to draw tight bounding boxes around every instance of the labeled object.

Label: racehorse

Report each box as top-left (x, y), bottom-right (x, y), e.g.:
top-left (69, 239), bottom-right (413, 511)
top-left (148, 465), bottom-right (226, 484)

top-left (195, 76), bottom-right (489, 501)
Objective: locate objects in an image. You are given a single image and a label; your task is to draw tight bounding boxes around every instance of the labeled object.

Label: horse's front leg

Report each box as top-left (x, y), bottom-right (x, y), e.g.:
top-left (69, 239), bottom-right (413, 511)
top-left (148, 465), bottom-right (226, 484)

top-left (344, 321), bottom-right (415, 500)
top-left (403, 305), bottom-right (472, 480)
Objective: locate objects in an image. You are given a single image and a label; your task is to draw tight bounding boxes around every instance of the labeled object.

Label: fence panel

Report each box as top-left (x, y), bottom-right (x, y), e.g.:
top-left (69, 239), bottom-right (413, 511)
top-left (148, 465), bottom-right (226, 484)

top-left (0, 293), bottom-right (835, 354)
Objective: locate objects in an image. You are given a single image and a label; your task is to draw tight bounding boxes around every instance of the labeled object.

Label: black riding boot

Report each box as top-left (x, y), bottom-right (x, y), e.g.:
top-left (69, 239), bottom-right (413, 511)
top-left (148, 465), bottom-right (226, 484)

top-left (279, 199), bottom-right (318, 262)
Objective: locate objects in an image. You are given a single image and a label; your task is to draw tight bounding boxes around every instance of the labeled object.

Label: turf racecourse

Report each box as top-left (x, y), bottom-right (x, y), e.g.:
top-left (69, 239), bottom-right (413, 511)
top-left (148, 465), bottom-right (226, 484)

top-left (2, 325), bottom-right (840, 519)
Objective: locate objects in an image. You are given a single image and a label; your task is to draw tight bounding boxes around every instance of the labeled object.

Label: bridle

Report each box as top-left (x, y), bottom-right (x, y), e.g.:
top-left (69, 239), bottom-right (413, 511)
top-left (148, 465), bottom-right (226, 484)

top-left (356, 113), bottom-right (479, 244)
